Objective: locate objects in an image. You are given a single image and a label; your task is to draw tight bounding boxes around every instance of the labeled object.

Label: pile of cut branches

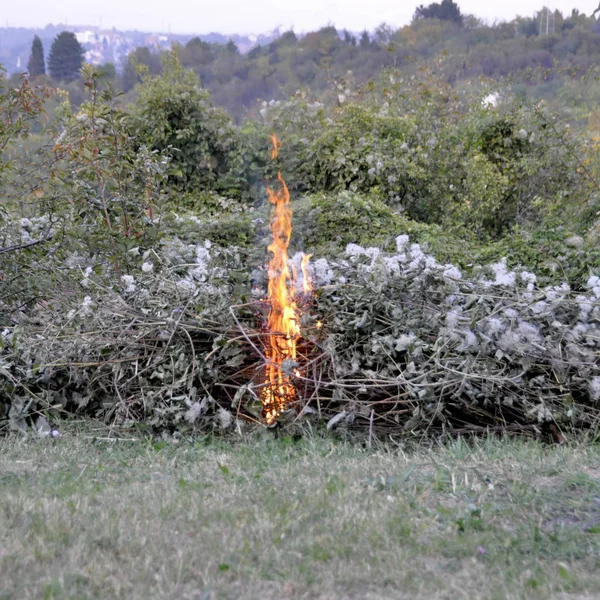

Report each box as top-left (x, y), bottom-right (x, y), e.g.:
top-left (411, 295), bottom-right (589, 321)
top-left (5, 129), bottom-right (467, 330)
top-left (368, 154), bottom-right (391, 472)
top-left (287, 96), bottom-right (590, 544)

top-left (2, 234), bottom-right (599, 439)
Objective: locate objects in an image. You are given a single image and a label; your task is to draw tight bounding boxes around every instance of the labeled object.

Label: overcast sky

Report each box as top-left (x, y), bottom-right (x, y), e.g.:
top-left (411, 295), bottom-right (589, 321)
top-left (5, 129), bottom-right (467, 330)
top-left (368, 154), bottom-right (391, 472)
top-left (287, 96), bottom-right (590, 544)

top-left (3, 0), bottom-right (599, 35)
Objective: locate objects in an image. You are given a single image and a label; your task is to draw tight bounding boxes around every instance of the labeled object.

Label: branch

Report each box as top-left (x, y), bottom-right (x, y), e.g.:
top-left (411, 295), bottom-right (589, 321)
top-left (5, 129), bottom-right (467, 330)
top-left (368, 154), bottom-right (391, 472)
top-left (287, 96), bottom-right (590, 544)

top-left (0, 236), bottom-right (51, 255)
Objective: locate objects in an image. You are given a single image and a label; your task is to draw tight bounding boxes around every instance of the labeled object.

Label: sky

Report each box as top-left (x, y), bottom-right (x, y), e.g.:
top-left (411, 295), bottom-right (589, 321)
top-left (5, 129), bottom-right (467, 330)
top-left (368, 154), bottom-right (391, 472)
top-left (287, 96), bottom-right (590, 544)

top-left (3, 0), bottom-right (599, 35)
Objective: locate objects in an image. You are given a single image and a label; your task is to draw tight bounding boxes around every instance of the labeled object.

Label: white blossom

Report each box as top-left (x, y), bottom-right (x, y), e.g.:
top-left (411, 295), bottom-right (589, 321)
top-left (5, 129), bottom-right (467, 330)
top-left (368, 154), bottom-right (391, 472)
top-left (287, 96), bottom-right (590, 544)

top-left (383, 256), bottom-right (401, 274)
top-left (216, 408), bottom-right (233, 429)
top-left (484, 317), bottom-right (505, 336)
top-left (546, 283), bottom-right (571, 300)
top-left (457, 329), bottom-right (478, 351)
top-left (520, 271), bottom-right (537, 291)
top-left (530, 301), bottom-right (548, 315)
top-left (490, 259), bottom-right (516, 286)
top-left (121, 274), bottom-right (136, 293)
top-left (184, 402), bottom-right (203, 423)
top-left (365, 247), bottom-right (380, 261)
top-left (80, 296), bottom-right (94, 316)
top-left (443, 265), bottom-right (462, 280)
top-left (346, 243), bottom-right (366, 257)
top-left (395, 333), bottom-right (416, 351)
top-left (516, 320), bottom-right (541, 343)
top-left (176, 278), bottom-right (197, 296)
top-left (395, 235), bottom-right (410, 251)
top-left (445, 308), bottom-right (463, 329)
top-left (576, 295), bottom-right (593, 320)
top-left (313, 258), bottom-right (333, 286)
top-left (587, 275), bottom-right (600, 299)
top-left (142, 262), bottom-right (154, 273)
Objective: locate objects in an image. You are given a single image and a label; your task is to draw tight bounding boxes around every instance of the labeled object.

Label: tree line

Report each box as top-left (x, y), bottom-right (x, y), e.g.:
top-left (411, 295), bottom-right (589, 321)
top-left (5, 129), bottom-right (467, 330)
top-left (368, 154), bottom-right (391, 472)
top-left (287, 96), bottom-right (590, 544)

top-left (24, 2), bottom-right (600, 120)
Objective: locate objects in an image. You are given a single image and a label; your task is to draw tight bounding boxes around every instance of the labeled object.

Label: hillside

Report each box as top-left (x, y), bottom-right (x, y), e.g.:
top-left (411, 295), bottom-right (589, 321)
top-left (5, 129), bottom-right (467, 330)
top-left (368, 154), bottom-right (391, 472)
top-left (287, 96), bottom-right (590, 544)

top-left (0, 24), bottom-right (279, 75)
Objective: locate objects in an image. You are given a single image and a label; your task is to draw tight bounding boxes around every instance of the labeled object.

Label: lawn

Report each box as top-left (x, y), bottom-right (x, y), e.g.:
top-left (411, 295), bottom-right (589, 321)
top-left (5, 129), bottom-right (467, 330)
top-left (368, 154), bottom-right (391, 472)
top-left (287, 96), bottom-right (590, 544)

top-left (1, 427), bottom-right (600, 599)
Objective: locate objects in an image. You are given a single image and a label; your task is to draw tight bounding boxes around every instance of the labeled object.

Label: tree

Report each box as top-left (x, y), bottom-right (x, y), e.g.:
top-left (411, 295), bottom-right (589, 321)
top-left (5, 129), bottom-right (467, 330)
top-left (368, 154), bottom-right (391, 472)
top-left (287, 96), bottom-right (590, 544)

top-left (359, 30), bottom-right (372, 48)
top-left (48, 32), bottom-right (84, 82)
top-left (413, 0), bottom-right (463, 24)
top-left (27, 36), bottom-right (46, 77)
top-left (100, 62), bottom-right (117, 80)
top-left (121, 47), bottom-right (163, 92)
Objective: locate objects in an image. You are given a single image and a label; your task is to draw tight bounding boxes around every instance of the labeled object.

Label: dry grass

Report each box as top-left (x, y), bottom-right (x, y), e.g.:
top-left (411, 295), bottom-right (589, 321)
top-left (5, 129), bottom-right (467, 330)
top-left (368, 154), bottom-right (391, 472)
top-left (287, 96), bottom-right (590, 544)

top-left (1, 426), bottom-right (600, 599)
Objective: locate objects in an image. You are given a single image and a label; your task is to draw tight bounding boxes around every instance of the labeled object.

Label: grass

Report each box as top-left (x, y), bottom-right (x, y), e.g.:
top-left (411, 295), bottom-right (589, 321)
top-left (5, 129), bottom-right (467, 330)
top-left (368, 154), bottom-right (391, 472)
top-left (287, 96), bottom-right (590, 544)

top-left (1, 426), bottom-right (600, 599)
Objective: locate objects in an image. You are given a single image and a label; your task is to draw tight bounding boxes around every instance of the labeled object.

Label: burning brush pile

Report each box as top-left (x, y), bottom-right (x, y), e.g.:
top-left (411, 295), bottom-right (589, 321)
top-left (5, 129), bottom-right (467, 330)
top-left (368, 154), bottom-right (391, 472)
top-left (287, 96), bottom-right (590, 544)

top-left (2, 138), bottom-right (600, 439)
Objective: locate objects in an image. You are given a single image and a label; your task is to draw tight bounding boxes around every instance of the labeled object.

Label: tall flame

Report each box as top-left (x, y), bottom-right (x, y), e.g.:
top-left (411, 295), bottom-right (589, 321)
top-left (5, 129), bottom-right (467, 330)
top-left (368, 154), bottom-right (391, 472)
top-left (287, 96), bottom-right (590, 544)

top-left (261, 135), bottom-right (304, 424)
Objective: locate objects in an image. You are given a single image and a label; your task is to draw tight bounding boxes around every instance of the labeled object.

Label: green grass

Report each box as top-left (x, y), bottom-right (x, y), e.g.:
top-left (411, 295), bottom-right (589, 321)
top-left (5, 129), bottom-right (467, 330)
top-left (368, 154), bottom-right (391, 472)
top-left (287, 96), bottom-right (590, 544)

top-left (1, 427), bottom-right (600, 599)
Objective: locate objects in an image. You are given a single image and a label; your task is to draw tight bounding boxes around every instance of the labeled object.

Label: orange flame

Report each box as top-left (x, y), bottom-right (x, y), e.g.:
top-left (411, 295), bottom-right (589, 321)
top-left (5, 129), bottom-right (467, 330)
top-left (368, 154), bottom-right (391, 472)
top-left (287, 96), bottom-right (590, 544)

top-left (261, 136), bottom-right (307, 424)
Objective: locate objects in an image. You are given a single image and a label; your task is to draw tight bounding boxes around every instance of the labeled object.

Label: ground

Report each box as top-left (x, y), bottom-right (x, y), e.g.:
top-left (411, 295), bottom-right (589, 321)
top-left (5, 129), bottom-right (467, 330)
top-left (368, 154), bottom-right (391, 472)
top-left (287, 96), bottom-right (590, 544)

top-left (1, 425), bottom-right (600, 599)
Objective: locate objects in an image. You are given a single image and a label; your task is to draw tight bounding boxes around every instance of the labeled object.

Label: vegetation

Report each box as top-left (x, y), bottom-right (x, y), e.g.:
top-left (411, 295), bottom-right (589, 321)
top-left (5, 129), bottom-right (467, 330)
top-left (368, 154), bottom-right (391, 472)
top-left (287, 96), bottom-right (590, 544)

top-left (414, 0), bottom-right (464, 24)
top-left (26, 36), bottom-right (45, 78)
top-left (2, 11), bottom-right (600, 600)
top-left (1, 432), bottom-right (600, 599)
top-left (47, 32), bottom-right (84, 82)
top-left (0, 4), bottom-right (599, 439)
top-left (109, 7), bottom-right (600, 122)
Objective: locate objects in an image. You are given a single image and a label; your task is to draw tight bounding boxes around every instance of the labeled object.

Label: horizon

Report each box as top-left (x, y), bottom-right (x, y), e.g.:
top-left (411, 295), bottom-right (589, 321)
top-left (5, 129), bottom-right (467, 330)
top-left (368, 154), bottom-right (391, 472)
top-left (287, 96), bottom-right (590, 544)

top-left (2, 0), bottom-right (599, 38)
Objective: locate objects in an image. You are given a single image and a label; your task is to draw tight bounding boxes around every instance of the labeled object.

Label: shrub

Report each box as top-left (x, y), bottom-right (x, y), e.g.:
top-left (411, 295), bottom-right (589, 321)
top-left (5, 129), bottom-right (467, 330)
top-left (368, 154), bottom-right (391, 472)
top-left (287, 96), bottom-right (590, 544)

top-left (131, 52), bottom-right (240, 196)
top-left (255, 67), bottom-right (598, 240)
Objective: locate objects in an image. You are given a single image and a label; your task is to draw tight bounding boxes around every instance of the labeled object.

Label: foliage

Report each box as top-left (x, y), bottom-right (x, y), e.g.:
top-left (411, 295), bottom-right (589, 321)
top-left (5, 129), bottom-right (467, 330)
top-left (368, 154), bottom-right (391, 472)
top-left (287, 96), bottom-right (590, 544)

top-left (0, 65), bottom-right (169, 328)
top-left (291, 192), bottom-right (404, 254)
top-left (1, 47), bottom-right (599, 441)
top-left (121, 46), bottom-right (162, 92)
top-left (131, 52), bottom-right (240, 196)
top-left (27, 36), bottom-right (46, 78)
top-left (1, 230), bottom-right (598, 438)
top-left (0, 69), bottom-right (49, 186)
top-left (47, 32), bottom-right (84, 82)
top-left (255, 68), bottom-right (598, 240)
top-left (107, 10), bottom-right (600, 121)
top-left (414, 0), bottom-right (464, 24)
top-left (52, 66), bottom-right (169, 246)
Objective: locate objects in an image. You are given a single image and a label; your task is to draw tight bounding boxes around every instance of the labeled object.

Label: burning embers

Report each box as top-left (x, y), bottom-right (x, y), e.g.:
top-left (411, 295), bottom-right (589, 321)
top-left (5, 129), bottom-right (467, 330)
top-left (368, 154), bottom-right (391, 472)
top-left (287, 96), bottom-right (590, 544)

top-left (261, 135), bottom-right (312, 424)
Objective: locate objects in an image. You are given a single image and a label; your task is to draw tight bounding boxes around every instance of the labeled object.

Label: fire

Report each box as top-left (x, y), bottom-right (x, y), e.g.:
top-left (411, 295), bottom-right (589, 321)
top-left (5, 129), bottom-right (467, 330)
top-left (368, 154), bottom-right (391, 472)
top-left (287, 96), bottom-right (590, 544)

top-left (261, 135), bottom-right (309, 424)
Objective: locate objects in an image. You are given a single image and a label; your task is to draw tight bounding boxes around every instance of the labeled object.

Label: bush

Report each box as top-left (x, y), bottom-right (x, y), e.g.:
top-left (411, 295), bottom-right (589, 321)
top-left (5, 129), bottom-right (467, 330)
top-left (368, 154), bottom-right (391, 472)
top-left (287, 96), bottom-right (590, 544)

top-left (131, 52), bottom-right (240, 196)
top-left (291, 191), bottom-right (404, 253)
top-left (255, 67), bottom-right (598, 240)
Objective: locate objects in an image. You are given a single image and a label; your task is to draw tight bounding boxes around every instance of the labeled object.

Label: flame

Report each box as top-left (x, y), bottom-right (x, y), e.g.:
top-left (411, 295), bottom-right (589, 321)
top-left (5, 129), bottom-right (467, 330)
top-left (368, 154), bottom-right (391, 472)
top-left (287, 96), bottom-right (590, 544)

top-left (261, 135), bottom-right (306, 424)
top-left (270, 133), bottom-right (282, 160)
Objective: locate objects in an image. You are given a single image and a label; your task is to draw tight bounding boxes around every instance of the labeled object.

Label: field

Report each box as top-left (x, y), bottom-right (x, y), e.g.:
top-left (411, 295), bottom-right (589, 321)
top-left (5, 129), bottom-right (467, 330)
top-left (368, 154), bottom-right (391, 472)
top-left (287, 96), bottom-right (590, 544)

top-left (2, 428), bottom-right (600, 599)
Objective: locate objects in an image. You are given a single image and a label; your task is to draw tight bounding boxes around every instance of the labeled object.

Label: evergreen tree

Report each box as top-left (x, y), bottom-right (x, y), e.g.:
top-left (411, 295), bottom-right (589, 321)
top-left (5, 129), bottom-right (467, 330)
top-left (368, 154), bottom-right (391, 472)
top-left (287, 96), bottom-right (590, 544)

top-left (27, 35), bottom-right (46, 77)
top-left (48, 32), bottom-right (85, 82)
top-left (414, 0), bottom-right (463, 24)
top-left (359, 31), bottom-right (372, 49)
